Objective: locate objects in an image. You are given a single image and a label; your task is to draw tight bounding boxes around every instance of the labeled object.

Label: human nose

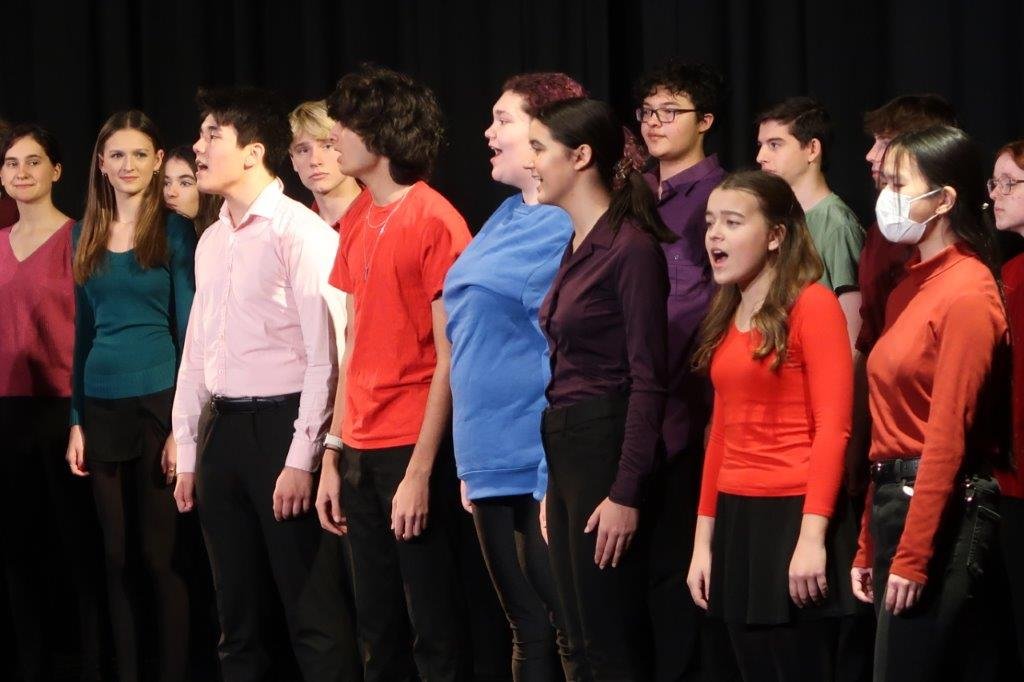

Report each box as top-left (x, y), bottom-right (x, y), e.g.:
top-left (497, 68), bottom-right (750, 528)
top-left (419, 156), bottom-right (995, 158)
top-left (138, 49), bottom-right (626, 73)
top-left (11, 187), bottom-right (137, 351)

top-left (756, 146), bottom-right (768, 165)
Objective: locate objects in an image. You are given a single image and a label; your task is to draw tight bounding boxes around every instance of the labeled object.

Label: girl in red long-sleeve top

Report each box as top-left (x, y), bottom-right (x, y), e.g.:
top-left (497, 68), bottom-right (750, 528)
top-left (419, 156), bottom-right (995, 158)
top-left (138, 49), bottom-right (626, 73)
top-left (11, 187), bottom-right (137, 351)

top-left (687, 170), bottom-right (856, 681)
top-left (850, 126), bottom-right (1010, 682)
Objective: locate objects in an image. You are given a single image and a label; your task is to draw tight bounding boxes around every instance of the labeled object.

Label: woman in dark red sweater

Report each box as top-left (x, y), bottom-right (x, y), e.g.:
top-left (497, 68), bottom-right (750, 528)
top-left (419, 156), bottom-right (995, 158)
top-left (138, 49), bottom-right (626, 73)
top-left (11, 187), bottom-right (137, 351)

top-left (688, 170), bottom-right (856, 681)
top-left (850, 126), bottom-right (1009, 681)
top-left (0, 125), bottom-right (103, 680)
top-left (990, 138), bottom-right (1024, 673)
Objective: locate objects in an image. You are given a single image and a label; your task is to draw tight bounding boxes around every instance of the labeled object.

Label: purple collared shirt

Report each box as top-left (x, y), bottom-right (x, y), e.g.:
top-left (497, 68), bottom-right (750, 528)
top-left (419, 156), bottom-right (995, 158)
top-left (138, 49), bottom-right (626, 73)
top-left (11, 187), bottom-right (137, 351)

top-left (644, 154), bottom-right (726, 457)
top-left (540, 213), bottom-right (669, 507)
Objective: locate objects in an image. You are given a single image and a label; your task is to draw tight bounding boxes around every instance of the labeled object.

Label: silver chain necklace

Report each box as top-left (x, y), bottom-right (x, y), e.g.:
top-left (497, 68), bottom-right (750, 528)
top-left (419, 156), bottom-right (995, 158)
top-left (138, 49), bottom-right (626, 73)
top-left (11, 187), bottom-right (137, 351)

top-left (361, 187), bottom-right (412, 281)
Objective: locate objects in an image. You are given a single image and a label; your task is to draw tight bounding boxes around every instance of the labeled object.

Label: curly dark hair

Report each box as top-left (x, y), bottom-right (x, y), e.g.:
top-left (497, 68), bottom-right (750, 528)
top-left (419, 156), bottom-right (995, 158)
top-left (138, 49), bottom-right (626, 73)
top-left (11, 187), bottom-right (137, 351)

top-left (326, 64), bottom-right (444, 185)
top-left (633, 59), bottom-right (725, 118)
top-left (863, 94), bottom-right (956, 138)
top-left (195, 86), bottom-right (292, 173)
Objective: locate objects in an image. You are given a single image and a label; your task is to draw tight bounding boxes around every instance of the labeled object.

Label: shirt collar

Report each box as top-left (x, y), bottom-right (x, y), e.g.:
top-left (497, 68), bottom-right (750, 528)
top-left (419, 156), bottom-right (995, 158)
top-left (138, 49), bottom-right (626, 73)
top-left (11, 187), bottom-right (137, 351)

top-left (644, 154), bottom-right (723, 199)
top-left (219, 178), bottom-right (284, 231)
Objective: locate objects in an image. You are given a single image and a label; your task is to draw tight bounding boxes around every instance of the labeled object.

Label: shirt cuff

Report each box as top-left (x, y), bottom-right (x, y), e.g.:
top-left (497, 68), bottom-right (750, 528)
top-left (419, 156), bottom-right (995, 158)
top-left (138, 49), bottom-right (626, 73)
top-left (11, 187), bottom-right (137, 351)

top-left (176, 442), bottom-right (198, 474)
top-left (285, 437), bottom-right (323, 472)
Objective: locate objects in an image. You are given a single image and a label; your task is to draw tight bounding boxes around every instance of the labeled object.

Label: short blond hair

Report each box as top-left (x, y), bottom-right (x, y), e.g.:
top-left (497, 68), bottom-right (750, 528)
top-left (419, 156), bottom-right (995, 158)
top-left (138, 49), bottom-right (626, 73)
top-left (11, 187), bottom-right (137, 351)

top-left (288, 100), bottom-right (334, 142)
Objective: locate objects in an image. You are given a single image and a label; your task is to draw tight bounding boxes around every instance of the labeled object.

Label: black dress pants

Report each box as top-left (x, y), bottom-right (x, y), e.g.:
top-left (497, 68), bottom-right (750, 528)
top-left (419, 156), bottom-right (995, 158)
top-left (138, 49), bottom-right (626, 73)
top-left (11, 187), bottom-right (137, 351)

top-left (341, 441), bottom-right (470, 682)
top-left (0, 397), bottom-right (103, 682)
top-left (542, 394), bottom-right (652, 682)
top-left (195, 396), bottom-right (361, 682)
top-left (472, 494), bottom-right (581, 681)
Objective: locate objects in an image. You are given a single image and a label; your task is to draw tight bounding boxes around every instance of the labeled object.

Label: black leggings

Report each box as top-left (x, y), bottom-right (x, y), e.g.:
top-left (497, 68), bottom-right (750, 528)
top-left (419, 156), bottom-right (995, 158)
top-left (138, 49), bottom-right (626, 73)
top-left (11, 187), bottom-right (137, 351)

top-left (90, 431), bottom-right (189, 682)
top-left (0, 397), bottom-right (103, 681)
top-left (472, 494), bottom-right (579, 681)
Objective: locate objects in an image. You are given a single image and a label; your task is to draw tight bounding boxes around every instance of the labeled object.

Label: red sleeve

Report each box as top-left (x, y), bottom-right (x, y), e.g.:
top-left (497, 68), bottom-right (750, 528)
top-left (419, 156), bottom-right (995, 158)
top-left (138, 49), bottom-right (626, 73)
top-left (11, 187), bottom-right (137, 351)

top-left (890, 293), bottom-right (1006, 583)
top-left (419, 211), bottom-right (470, 301)
top-left (697, 389), bottom-right (725, 517)
top-left (854, 481), bottom-right (875, 568)
top-left (797, 286), bottom-right (853, 516)
top-left (329, 229), bottom-right (352, 294)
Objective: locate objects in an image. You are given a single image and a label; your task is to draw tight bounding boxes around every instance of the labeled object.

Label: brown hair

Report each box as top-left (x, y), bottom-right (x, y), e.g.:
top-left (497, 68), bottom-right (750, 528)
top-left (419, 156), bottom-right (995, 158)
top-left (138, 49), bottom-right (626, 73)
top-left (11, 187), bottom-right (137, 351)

top-left (756, 96), bottom-right (833, 169)
top-left (692, 171), bottom-right (823, 372)
top-left (863, 94), bottom-right (956, 138)
top-left (75, 110), bottom-right (167, 283)
top-left (998, 140), bottom-right (1024, 171)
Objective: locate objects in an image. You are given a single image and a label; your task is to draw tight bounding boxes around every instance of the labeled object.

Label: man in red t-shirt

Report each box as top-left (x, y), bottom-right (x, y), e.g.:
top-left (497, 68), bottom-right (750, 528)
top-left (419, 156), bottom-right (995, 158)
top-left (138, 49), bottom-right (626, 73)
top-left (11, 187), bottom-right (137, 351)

top-left (316, 65), bottom-right (472, 682)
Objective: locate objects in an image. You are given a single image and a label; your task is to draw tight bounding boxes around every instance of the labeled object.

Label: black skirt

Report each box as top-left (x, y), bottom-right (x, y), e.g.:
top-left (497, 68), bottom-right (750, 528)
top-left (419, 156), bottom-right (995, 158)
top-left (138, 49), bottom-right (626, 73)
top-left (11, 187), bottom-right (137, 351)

top-left (81, 387), bottom-right (174, 463)
top-left (708, 492), bottom-right (858, 625)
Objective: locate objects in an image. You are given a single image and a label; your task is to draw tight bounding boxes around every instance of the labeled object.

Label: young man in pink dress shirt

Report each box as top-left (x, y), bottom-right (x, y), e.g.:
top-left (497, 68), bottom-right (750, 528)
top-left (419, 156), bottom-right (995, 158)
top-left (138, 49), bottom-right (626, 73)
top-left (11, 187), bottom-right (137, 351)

top-left (170, 87), bottom-right (359, 681)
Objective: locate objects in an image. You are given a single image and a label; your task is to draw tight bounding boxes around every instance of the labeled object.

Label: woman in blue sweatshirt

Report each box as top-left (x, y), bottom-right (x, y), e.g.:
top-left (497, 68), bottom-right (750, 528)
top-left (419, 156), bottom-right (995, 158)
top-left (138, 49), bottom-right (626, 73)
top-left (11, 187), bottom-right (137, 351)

top-left (66, 110), bottom-right (196, 682)
top-left (444, 74), bottom-right (584, 681)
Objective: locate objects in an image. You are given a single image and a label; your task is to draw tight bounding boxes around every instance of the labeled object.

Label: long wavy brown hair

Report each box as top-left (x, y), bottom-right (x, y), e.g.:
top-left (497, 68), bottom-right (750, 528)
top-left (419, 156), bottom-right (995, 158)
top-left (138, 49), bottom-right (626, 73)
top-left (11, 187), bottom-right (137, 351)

top-left (74, 110), bottom-right (167, 283)
top-left (692, 171), bottom-right (823, 372)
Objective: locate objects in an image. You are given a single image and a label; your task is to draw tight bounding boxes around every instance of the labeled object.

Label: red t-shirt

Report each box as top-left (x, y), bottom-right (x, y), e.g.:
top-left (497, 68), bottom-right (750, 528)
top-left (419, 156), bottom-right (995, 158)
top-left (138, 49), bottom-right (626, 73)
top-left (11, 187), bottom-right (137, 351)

top-left (855, 222), bottom-right (915, 354)
top-left (998, 254), bottom-right (1024, 499)
top-left (698, 284), bottom-right (853, 518)
top-left (0, 219), bottom-right (75, 397)
top-left (329, 182), bottom-right (470, 448)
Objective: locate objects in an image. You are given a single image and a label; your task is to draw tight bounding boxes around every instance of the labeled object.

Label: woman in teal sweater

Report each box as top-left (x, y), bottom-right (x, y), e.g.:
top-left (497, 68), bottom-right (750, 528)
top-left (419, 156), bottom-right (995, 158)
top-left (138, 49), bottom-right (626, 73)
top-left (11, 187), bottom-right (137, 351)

top-left (66, 110), bottom-right (196, 682)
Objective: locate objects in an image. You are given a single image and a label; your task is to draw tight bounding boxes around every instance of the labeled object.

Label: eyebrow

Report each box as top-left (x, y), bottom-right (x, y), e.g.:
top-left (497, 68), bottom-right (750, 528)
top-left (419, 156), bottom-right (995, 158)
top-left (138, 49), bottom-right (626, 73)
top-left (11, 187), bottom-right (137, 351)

top-left (761, 137), bottom-right (785, 144)
top-left (3, 154), bottom-right (44, 162)
top-left (707, 209), bottom-right (746, 219)
top-left (201, 124), bottom-right (221, 134)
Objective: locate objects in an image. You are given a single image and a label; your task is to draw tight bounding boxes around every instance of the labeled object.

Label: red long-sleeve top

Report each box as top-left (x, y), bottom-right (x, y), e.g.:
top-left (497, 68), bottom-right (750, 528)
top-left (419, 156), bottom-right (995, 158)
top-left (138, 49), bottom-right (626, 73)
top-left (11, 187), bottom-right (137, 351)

top-left (998, 254), bottom-right (1024, 499)
top-left (854, 244), bottom-right (1008, 584)
top-left (698, 284), bottom-right (853, 518)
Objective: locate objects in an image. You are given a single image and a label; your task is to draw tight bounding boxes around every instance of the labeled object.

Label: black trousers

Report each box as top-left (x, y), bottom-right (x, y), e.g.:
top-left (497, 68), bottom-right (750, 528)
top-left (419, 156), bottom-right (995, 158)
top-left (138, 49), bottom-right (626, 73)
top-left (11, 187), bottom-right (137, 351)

top-left (998, 496), bottom-right (1024, 676)
top-left (869, 476), bottom-right (1001, 682)
top-left (341, 441), bottom-right (470, 682)
top-left (542, 394), bottom-right (652, 682)
top-left (645, 447), bottom-right (720, 682)
top-left (472, 494), bottom-right (580, 681)
top-left (727, 620), bottom-right (840, 682)
top-left (196, 397), bottom-right (361, 682)
top-left (0, 396), bottom-right (103, 682)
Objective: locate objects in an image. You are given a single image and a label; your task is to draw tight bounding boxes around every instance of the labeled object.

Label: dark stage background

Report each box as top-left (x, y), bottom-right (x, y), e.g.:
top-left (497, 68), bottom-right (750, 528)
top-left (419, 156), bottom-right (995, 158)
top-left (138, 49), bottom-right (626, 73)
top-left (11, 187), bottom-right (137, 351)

top-left (2, 0), bottom-right (1024, 232)
top-left (1, 0), bottom-right (1024, 678)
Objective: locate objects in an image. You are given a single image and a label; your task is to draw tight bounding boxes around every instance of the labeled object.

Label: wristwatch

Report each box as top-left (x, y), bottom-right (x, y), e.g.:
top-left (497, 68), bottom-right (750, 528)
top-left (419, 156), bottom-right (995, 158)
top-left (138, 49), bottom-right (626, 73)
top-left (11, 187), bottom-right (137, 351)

top-left (323, 433), bottom-right (344, 453)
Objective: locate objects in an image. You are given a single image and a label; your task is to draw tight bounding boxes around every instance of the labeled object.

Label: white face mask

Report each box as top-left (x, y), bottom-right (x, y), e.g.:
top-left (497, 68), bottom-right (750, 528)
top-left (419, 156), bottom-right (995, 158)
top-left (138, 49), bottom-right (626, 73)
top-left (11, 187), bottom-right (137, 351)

top-left (875, 186), bottom-right (943, 244)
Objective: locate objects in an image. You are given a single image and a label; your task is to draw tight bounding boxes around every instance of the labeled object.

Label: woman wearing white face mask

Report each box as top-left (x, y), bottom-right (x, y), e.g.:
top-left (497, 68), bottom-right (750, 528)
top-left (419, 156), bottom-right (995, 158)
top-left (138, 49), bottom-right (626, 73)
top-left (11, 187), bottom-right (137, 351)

top-left (849, 125), bottom-right (1011, 682)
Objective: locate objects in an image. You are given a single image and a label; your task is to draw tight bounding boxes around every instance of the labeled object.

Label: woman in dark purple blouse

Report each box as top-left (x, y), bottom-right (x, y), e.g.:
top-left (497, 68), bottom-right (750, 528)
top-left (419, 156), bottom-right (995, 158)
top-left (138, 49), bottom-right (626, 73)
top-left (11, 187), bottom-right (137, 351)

top-left (528, 97), bottom-right (675, 680)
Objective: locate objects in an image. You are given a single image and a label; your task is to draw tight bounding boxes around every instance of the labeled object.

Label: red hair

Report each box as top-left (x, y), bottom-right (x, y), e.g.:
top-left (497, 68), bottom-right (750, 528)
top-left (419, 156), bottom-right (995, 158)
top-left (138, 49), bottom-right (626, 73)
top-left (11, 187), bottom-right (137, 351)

top-left (998, 140), bottom-right (1024, 171)
top-left (502, 73), bottom-right (587, 116)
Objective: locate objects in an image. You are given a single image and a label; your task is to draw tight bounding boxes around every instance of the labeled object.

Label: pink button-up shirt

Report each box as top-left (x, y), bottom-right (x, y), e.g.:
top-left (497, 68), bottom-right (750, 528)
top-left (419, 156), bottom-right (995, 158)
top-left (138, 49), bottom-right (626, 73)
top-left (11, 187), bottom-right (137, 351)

top-left (172, 179), bottom-right (339, 474)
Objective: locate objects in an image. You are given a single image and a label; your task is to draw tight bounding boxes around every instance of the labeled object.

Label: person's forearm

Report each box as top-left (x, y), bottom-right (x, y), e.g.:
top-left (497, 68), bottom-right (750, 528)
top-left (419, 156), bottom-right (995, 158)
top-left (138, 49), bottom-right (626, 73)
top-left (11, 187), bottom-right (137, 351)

top-left (694, 515), bottom-right (715, 551)
top-left (406, 354), bottom-right (451, 478)
top-left (798, 513), bottom-right (829, 543)
top-left (838, 291), bottom-right (863, 354)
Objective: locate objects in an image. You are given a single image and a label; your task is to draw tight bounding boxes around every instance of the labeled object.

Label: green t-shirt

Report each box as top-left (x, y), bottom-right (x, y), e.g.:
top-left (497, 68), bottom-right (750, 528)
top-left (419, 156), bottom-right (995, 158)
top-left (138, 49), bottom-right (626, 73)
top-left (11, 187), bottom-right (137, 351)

top-left (804, 192), bottom-right (864, 293)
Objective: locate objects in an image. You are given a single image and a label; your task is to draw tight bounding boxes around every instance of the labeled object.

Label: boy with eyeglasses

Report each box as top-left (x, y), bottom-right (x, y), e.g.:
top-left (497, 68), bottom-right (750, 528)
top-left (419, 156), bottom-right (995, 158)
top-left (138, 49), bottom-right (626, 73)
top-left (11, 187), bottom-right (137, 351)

top-left (634, 59), bottom-right (731, 682)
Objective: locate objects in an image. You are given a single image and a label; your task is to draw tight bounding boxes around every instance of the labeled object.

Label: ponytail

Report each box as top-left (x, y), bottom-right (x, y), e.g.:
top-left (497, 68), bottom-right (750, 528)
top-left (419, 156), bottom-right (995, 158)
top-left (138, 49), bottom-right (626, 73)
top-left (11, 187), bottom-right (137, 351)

top-left (608, 165), bottom-right (677, 244)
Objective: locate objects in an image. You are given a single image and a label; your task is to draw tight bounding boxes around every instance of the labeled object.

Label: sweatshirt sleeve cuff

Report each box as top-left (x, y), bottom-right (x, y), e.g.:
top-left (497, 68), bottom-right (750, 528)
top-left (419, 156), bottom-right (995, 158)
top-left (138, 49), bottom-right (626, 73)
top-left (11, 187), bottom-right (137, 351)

top-left (285, 438), bottom-right (322, 472)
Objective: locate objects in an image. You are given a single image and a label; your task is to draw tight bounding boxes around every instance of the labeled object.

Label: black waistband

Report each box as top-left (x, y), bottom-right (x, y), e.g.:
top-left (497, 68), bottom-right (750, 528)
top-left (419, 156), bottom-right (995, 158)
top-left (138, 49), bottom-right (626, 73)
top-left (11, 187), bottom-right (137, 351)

top-left (870, 457), bottom-right (920, 484)
top-left (542, 392), bottom-right (628, 434)
top-left (211, 393), bottom-right (300, 414)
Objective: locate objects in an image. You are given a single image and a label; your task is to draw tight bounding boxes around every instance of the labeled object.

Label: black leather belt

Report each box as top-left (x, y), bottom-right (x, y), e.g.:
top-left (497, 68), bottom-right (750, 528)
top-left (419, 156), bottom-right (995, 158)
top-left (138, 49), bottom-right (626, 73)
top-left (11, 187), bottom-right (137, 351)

top-left (211, 393), bottom-right (299, 414)
top-left (870, 457), bottom-right (921, 484)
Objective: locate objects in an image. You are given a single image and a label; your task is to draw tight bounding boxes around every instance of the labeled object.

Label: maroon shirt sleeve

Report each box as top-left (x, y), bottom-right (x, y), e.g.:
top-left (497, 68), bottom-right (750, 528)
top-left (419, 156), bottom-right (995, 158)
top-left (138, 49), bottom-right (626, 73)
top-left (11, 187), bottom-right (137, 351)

top-left (608, 230), bottom-right (670, 507)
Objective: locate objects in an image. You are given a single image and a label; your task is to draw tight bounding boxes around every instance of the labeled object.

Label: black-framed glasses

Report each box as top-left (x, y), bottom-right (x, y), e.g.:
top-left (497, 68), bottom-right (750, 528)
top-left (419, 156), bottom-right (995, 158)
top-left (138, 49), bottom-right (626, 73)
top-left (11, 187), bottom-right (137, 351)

top-left (635, 107), bottom-right (698, 124)
top-left (987, 177), bottom-right (1024, 196)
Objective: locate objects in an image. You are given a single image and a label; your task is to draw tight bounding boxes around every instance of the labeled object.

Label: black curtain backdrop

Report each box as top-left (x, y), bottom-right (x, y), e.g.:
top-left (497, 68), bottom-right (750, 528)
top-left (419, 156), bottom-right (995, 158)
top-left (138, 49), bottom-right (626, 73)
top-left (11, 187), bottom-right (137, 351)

top-left (2, 0), bottom-right (1023, 231)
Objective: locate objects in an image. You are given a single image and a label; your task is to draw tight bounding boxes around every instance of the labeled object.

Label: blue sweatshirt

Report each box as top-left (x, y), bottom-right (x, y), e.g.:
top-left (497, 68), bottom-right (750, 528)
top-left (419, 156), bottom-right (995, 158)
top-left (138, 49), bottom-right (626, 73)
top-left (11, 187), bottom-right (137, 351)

top-left (71, 213), bottom-right (196, 424)
top-left (444, 194), bottom-right (573, 500)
